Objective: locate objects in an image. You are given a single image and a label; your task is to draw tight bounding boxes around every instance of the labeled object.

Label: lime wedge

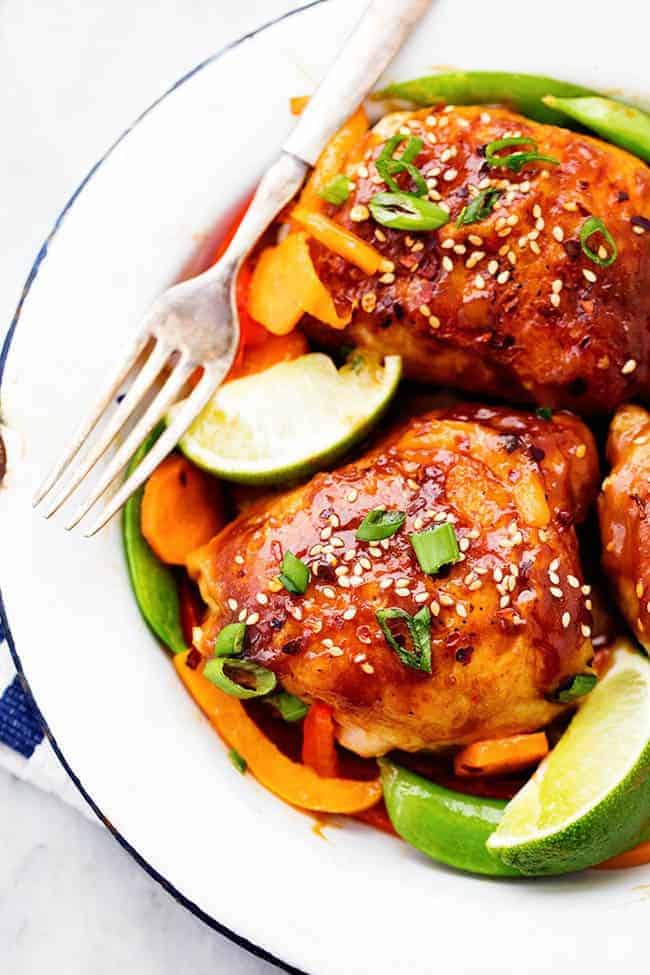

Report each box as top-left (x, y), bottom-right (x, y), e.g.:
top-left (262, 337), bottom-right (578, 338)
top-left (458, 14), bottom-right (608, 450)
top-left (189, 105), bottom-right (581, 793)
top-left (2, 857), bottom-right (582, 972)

top-left (173, 352), bottom-right (401, 485)
top-left (488, 641), bottom-right (650, 875)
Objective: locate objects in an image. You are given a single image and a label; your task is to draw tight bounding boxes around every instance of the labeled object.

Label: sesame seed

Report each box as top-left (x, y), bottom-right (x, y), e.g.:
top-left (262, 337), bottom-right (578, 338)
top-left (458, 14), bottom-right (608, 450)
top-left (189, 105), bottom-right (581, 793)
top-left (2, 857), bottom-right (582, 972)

top-left (430, 315), bottom-right (441, 329)
top-left (256, 593), bottom-right (268, 606)
top-left (562, 612), bottom-right (571, 628)
top-left (335, 565), bottom-right (349, 577)
top-left (529, 239), bottom-right (541, 255)
top-left (374, 228), bottom-right (387, 242)
top-left (192, 626), bottom-right (203, 645)
top-left (550, 293), bottom-right (561, 308)
top-left (468, 580), bottom-right (482, 591)
top-left (459, 537), bottom-right (470, 552)
top-left (246, 612), bottom-right (260, 625)
top-left (289, 606), bottom-right (303, 621)
top-left (361, 292), bottom-right (377, 313)
top-left (633, 224), bottom-right (646, 235)
top-left (549, 557), bottom-right (560, 572)
top-left (456, 602), bottom-right (468, 618)
top-left (581, 584), bottom-right (591, 596)
top-left (339, 576), bottom-right (350, 588)
top-left (499, 595), bottom-right (510, 609)
top-left (453, 243), bottom-right (466, 255)
top-left (439, 593), bottom-right (454, 607)
top-left (359, 557), bottom-right (372, 571)
top-left (430, 600), bottom-right (440, 616)
top-left (379, 271), bottom-right (395, 284)
top-left (567, 575), bottom-right (580, 589)
top-left (234, 554), bottom-right (245, 565)
top-left (474, 274), bottom-right (486, 289)
top-left (550, 587), bottom-right (563, 599)
top-left (361, 662), bottom-right (375, 675)
top-left (238, 609), bottom-right (247, 622)
top-left (322, 586), bottom-right (336, 598)
top-left (551, 279), bottom-right (563, 294)
top-left (369, 546), bottom-right (382, 558)
top-left (353, 564), bottom-right (363, 577)
top-left (637, 581), bottom-right (645, 599)
top-left (622, 359), bottom-right (637, 375)
top-left (347, 488), bottom-right (358, 502)
top-left (227, 598), bottom-right (238, 612)
top-left (440, 148), bottom-right (453, 163)
top-left (442, 237), bottom-right (455, 250)
top-left (379, 577), bottom-right (393, 590)
top-left (582, 268), bottom-right (597, 283)
top-left (443, 168), bottom-right (458, 182)
top-left (549, 571), bottom-right (560, 585)
top-left (532, 204), bottom-right (542, 219)
top-left (535, 217), bottom-right (545, 231)
top-left (353, 652), bottom-right (366, 663)
top-left (414, 591), bottom-right (429, 603)
top-left (488, 259), bottom-right (499, 275)
top-left (507, 250), bottom-right (517, 265)
top-left (331, 537), bottom-right (345, 548)
top-left (575, 444), bottom-right (587, 459)
top-left (395, 587), bottom-right (410, 597)
top-left (419, 303), bottom-right (432, 317)
top-left (350, 204), bottom-right (369, 222)
top-left (563, 201), bottom-right (578, 212)
top-left (310, 544), bottom-right (322, 556)
top-left (552, 226), bottom-right (564, 242)
top-left (468, 234), bottom-right (483, 246)
top-left (493, 567), bottom-right (503, 583)
top-left (581, 624), bottom-right (592, 638)
top-left (585, 599), bottom-right (592, 611)
top-left (497, 270), bottom-right (510, 284)
top-left (480, 112), bottom-right (491, 123)
top-left (442, 256), bottom-right (454, 272)
top-left (320, 526), bottom-right (332, 541)
top-left (330, 646), bottom-right (344, 657)
top-left (343, 607), bottom-right (357, 620)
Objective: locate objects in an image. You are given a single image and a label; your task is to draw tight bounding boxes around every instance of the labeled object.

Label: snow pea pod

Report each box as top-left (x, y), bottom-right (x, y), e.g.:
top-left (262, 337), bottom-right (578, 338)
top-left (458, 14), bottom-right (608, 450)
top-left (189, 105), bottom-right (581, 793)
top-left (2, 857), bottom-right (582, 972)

top-left (543, 95), bottom-right (650, 162)
top-left (123, 424), bottom-right (186, 655)
top-left (379, 759), bottom-right (522, 876)
top-left (376, 71), bottom-right (594, 126)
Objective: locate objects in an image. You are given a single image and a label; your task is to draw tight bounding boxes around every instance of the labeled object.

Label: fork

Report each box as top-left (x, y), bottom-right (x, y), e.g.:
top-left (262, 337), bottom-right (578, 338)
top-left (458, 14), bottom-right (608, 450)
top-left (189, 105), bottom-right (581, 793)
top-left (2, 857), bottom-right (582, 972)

top-left (34, 0), bottom-right (431, 536)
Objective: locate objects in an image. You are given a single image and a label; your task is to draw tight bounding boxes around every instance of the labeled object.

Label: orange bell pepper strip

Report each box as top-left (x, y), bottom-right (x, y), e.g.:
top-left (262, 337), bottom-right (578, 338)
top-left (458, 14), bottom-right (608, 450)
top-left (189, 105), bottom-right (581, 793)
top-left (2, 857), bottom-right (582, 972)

top-left (173, 652), bottom-right (382, 813)
top-left (297, 105), bottom-right (368, 212)
top-left (595, 839), bottom-right (650, 870)
top-left (248, 231), bottom-right (350, 335)
top-left (141, 455), bottom-right (226, 566)
top-left (291, 208), bottom-right (390, 276)
top-left (227, 330), bottom-right (309, 382)
top-left (302, 702), bottom-right (339, 778)
top-left (454, 732), bottom-right (549, 777)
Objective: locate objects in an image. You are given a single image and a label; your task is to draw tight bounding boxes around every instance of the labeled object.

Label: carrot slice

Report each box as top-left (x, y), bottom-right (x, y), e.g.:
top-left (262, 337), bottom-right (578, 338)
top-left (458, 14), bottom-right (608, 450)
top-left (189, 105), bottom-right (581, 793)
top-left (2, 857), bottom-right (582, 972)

top-left (291, 208), bottom-right (389, 275)
top-left (595, 839), bottom-right (650, 870)
top-left (141, 455), bottom-right (225, 565)
top-left (248, 231), bottom-right (350, 335)
top-left (302, 702), bottom-right (339, 778)
top-left (227, 330), bottom-right (309, 382)
top-left (173, 652), bottom-right (381, 813)
top-left (297, 105), bottom-right (368, 211)
top-left (454, 732), bottom-right (549, 777)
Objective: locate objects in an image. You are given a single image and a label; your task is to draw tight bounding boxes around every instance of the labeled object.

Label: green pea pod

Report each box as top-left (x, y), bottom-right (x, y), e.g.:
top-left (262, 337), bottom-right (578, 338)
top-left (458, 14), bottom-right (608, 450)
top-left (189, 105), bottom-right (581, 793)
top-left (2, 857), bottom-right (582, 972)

top-left (375, 71), bottom-right (595, 125)
top-left (122, 424), bottom-right (186, 654)
top-left (379, 759), bottom-right (522, 877)
top-left (543, 95), bottom-right (650, 162)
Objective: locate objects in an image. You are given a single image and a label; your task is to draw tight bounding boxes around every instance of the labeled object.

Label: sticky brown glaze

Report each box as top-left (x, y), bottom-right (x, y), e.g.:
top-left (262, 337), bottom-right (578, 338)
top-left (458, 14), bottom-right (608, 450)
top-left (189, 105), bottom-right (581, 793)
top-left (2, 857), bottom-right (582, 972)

top-left (303, 105), bottom-right (650, 414)
top-left (189, 406), bottom-right (598, 756)
top-left (599, 404), bottom-right (650, 652)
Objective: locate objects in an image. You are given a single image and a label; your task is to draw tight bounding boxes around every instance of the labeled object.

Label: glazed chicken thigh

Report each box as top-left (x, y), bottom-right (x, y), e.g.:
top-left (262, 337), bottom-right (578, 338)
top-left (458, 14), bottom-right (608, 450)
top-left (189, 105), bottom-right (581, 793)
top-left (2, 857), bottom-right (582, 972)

top-left (304, 105), bottom-right (650, 414)
top-left (599, 404), bottom-right (650, 653)
top-left (189, 406), bottom-right (598, 756)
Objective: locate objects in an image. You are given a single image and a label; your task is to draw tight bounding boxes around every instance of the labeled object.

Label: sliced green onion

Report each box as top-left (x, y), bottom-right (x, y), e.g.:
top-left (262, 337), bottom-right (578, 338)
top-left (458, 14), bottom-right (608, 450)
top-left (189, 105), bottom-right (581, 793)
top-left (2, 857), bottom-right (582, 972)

top-left (552, 673), bottom-right (598, 703)
top-left (203, 658), bottom-right (277, 699)
top-left (279, 551), bottom-right (311, 595)
top-left (268, 691), bottom-right (309, 722)
top-left (376, 606), bottom-right (432, 673)
top-left (456, 187), bottom-right (502, 227)
top-left (214, 621), bottom-right (247, 657)
top-left (318, 174), bottom-right (353, 206)
top-left (485, 136), bottom-right (559, 173)
top-left (579, 216), bottom-right (618, 267)
top-left (410, 523), bottom-right (460, 574)
top-left (369, 192), bottom-right (450, 232)
top-left (376, 135), bottom-right (427, 197)
top-left (228, 748), bottom-right (247, 774)
top-left (535, 407), bottom-right (553, 421)
top-left (356, 507), bottom-right (406, 541)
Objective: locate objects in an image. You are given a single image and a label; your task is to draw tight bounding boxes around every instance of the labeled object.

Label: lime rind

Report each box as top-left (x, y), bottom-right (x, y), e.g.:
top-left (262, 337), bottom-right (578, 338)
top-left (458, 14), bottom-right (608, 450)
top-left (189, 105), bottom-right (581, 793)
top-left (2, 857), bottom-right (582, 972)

top-left (488, 643), bottom-right (650, 875)
top-left (172, 352), bottom-right (402, 485)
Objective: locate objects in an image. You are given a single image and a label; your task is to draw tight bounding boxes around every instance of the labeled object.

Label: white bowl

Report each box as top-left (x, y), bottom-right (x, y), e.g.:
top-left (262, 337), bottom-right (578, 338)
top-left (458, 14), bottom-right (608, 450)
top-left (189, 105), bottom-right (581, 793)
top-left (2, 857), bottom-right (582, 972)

top-left (1, 1), bottom-right (648, 972)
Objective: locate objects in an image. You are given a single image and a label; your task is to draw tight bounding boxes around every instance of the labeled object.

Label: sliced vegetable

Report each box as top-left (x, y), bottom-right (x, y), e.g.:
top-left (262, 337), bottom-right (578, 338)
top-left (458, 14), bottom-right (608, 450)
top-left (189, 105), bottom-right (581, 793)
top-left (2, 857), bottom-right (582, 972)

top-left (456, 187), bottom-right (502, 227)
top-left (227, 330), bottom-right (309, 382)
top-left (203, 657), bottom-right (277, 699)
top-left (356, 508), bottom-right (405, 541)
top-left (454, 732), bottom-right (550, 777)
top-left (485, 136), bottom-right (559, 173)
top-left (268, 691), bottom-right (309, 723)
top-left (302, 701), bottom-right (339, 778)
top-left (214, 621), bottom-right (247, 657)
top-left (174, 352), bottom-right (402, 486)
top-left (375, 134), bottom-right (427, 196)
top-left (369, 192), bottom-right (450, 232)
top-left (319, 174), bottom-right (354, 206)
top-left (174, 651), bottom-right (381, 813)
top-left (376, 606), bottom-right (432, 673)
top-left (375, 71), bottom-right (594, 126)
top-left (291, 207), bottom-right (391, 274)
top-left (123, 425), bottom-right (186, 655)
top-left (542, 95), bottom-right (650, 163)
top-left (410, 522), bottom-right (460, 575)
top-left (297, 105), bottom-right (368, 212)
top-left (228, 748), bottom-right (247, 774)
top-left (380, 759), bottom-right (521, 876)
top-left (552, 673), bottom-right (598, 703)
top-left (279, 551), bottom-right (311, 595)
top-left (579, 216), bottom-right (618, 267)
top-left (141, 454), bottom-right (225, 566)
top-left (248, 231), bottom-right (350, 335)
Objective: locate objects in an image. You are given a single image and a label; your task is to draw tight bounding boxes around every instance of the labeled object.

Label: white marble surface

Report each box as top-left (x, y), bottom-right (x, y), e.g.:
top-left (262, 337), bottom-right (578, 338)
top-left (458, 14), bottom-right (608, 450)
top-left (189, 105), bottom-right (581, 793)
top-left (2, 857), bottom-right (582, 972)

top-left (0, 1), bottom-right (302, 971)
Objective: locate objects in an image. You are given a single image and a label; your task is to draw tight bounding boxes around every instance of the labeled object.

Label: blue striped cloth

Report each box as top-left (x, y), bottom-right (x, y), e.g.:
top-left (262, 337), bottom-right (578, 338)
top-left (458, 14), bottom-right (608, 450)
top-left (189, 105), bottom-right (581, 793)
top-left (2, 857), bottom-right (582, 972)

top-left (0, 620), bottom-right (45, 758)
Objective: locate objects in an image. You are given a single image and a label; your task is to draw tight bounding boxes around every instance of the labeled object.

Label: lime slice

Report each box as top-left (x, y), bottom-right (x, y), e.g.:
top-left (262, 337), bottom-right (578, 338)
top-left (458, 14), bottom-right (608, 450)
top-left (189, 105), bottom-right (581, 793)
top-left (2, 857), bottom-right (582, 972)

top-left (173, 352), bottom-right (402, 485)
top-left (488, 642), bottom-right (650, 875)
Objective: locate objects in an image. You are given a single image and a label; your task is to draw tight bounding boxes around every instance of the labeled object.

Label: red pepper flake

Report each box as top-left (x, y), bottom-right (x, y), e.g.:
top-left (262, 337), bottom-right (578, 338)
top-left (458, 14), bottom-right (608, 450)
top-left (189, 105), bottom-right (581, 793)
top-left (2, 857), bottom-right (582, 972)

top-left (185, 647), bottom-right (202, 671)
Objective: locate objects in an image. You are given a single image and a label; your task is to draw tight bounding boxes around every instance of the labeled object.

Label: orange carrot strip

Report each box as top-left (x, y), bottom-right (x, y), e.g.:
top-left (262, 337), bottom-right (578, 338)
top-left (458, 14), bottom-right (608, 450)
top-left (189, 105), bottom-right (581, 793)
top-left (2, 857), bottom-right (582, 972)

top-left (297, 105), bottom-right (368, 212)
top-left (173, 652), bottom-right (381, 813)
top-left (454, 732), bottom-right (549, 777)
top-left (595, 839), bottom-right (650, 870)
top-left (291, 207), bottom-right (388, 275)
top-left (302, 702), bottom-right (339, 778)
top-left (227, 330), bottom-right (309, 382)
top-left (248, 231), bottom-right (350, 335)
top-left (141, 455), bottom-right (225, 566)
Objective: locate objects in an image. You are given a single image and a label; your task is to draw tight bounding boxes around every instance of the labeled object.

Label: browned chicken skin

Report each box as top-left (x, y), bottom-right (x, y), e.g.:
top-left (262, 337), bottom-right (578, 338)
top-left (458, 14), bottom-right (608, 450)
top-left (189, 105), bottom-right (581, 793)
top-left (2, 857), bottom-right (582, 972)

top-left (189, 405), bottom-right (598, 756)
top-left (304, 105), bottom-right (650, 414)
top-left (599, 404), bottom-right (650, 652)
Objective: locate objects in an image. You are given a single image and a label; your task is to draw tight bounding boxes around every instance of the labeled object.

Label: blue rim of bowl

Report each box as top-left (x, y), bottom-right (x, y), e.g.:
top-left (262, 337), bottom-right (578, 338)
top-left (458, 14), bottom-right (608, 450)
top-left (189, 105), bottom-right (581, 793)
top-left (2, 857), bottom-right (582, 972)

top-left (0, 3), bottom-right (333, 972)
